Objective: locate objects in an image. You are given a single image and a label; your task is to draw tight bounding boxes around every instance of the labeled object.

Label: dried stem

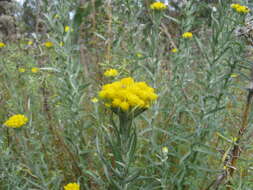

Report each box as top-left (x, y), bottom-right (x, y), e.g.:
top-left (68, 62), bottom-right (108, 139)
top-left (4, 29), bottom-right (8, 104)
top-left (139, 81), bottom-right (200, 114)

top-left (106, 0), bottom-right (112, 62)
top-left (206, 66), bottom-right (253, 190)
top-left (41, 80), bottom-right (82, 179)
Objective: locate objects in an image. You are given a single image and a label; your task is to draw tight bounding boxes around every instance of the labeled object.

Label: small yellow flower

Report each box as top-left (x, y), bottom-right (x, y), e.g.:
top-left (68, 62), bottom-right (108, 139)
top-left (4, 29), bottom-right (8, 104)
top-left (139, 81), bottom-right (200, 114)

top-left (27, 41), bottom-right (33, 45)
top-left (150, 2), bottom-right (167, 10)
top-left (136, 53), bottom-right (143, 58)
top-left (105, 103), bottom-right (111, 107)
top-left (64, 183), bottom-right (80, 190)
top-left (65, 26), bottom-right (70, 32)
top-left (171, 48), bottom-right (178, 53)
top-left (44, 41), bottom-right (54, 48)
top-left (162, 147), bottom-right (168, 154)
top-left (182, 32), bottom-right (193, 38)
top-left (104, 69), bottom-right (119, 77)
top-left (19, 68), bottom-right (26, 73)
top-left (31, 67), bottom-right (39, 73)
top-left (230, 73), bottom-right (238, 78)
top-left (54, 14), bottom-right (60, 19)
top-left (91, 97), bottom-right (99, 103)
top-left (59, 42), bottom-right (64, 47)
top-left (0, 42), bottom-right (6, 48)
top-left (3, 114), bottom-right (28, 128)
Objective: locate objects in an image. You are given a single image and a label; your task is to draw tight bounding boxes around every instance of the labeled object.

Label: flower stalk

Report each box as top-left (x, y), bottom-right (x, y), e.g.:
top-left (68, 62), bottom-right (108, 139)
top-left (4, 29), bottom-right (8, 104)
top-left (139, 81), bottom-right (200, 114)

top-left (98, 77), bottom-right (157, 189)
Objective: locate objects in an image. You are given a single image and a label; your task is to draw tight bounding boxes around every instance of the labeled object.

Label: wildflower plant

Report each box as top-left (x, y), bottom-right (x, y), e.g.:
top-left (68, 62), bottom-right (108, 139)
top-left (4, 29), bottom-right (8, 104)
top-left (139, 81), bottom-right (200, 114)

top-left (97, 77), bottom-right (157, 189)
top-left (1, 0), bottom-right (253, 189)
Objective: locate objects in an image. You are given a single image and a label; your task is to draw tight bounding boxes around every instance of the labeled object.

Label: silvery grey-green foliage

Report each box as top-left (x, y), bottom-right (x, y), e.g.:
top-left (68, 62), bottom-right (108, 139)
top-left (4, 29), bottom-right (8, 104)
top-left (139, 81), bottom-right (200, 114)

top-left (1, 0), bottom-right (253, 189)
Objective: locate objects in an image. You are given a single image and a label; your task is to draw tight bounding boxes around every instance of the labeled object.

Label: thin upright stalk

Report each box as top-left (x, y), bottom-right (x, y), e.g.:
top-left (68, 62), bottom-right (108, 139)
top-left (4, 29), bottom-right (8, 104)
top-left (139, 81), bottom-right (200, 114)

top-left (206, 66), bottom-right (253, 190)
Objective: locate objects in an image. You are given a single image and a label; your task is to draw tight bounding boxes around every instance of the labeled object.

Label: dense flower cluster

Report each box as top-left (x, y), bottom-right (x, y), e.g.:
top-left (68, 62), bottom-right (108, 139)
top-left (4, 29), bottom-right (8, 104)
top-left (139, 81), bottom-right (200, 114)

top-left (231, 4), bottom-right (250, 13)
top-left (3, 114), bottom-right (28, 128)
top-left (150, 1), bottom-right (167, 10)
top-left (99, 77), bottom-right (158, 111)
top-left (182, 32), bottom-right (193, 38)
top-left (64, 183), bottom-right (80, 190)
top-left (104, 69), bottom-right (118, 77)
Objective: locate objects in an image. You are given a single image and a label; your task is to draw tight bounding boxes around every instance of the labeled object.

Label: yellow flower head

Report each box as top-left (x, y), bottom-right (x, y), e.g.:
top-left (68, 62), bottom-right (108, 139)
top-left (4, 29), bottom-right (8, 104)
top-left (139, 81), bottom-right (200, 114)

top-left (27, 41), bottom-right (33, 45)
top-left (64, 183), bottom-right (80, 190)
top-left (0, 42), bottom-right (6, 48)
top-left (182, 32), bottom-right (193, 38)
top-left (3, 114), bottom-right (28, 128)
top-left (230, 73), bottom-right (238, 78)
top-left (91, 97), bottom-right (99, 103)
top-left (136, 53), bottom-right (143, 58)
top-left (44, 41), bottom-right (54, 48)
top-left (65, 26), bottom-right (70, 32)
top-left (99, 77), bottom-right (158, 112)
top-left (150, 2), bottom-right (167, 11)
top-left (231, 4), bottom-right (250, 13)
top-left (19, 68), bottom-right (26, 73)
top-left (31, 67), bottom-right (39, 73)
top-left (104, 69), bottom-right (119, 77)
top-left (230, 4), bottom-right (240, 9)
top-left (171, 48), bottom-right (178, 53)
top-left (54, 14), bottom-right (60, 19)
top-left (162, 147), bottom-right (168, 154)
top-left (60, 42), bottom-right (64, 47)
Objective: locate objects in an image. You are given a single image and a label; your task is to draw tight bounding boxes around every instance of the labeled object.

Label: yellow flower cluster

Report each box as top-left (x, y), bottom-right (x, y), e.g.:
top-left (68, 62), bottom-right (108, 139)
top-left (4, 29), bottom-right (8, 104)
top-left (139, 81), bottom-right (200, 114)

top-left (104, 69), bottom-right (118, 77)
top-left (44, 41), bottom-right (54, 48)
top-left (0, 42), bottom-right (6, 48)
top-left (64, 183), bottom-right (80, 190)
top-left (182, 32), bottom-right (193, 38)
top-left (3, 114), bottom-right (28, 128)
top-left (150, 1), bottom-right (167, 10)
top-left (231, 4), bottom-right (250, 13)
top-left (99, 77), bottom-right (158, 111)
